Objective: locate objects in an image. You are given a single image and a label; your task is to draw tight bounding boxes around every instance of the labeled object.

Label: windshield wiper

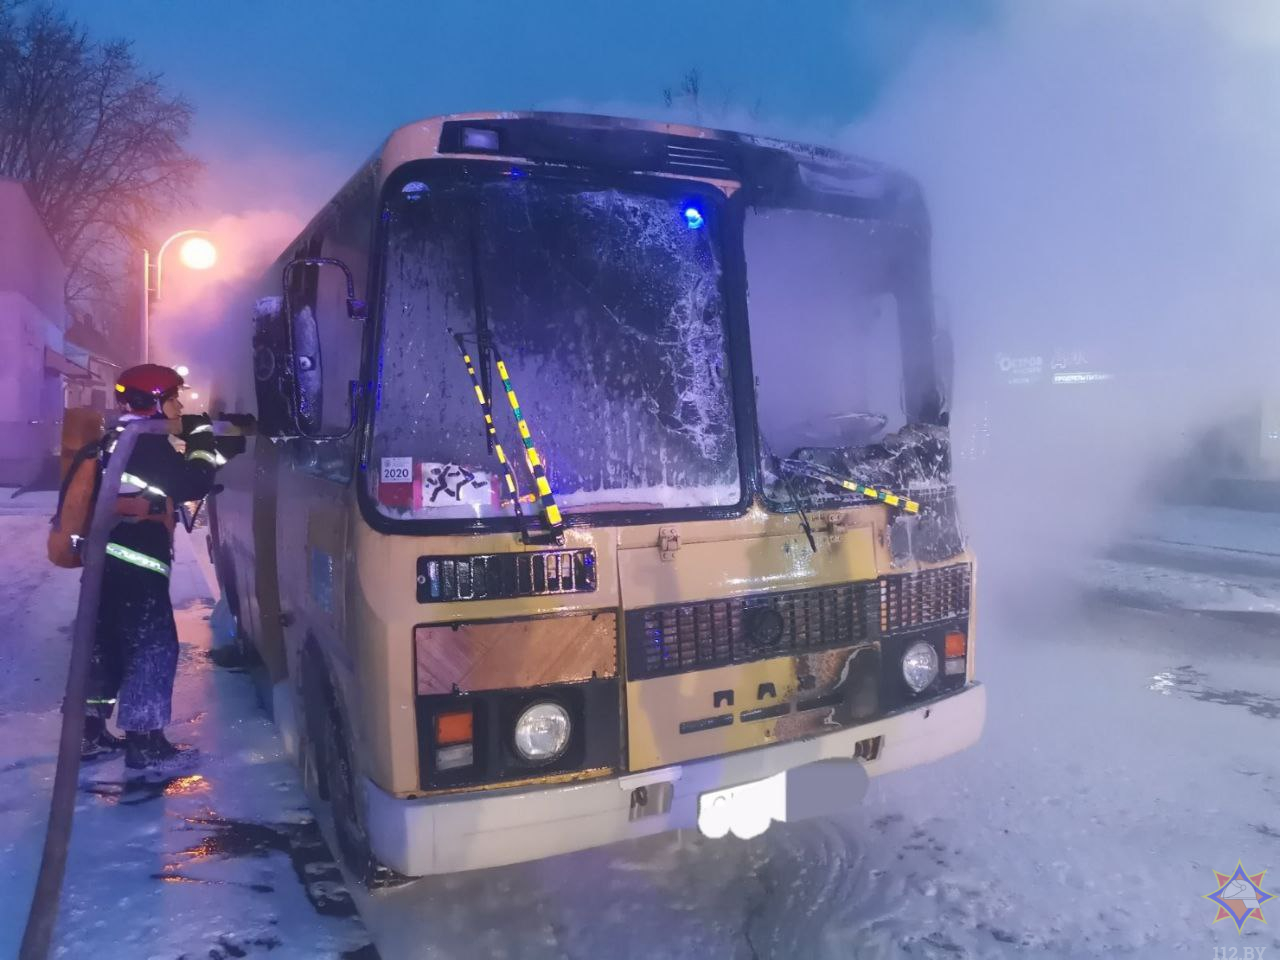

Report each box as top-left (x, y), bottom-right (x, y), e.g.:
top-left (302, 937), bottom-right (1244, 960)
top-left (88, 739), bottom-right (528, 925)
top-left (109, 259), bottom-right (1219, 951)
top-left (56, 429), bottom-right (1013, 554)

top-left (490, 343), bottom-right (565, 543)
top-left (446, 332), bottom-right (566, 545)
top-left (761, 436), bottom-right (817, 553)
top-left (466, 227), bottom-right (496, 455)
top-left (448, 329), bottom-right (532, 540)
top-left (451, 218), bottom-right (565, 545)
top-left (777, 461), bottom-right (819, 554)
top-left (777, 457), bottom-right (922, 515)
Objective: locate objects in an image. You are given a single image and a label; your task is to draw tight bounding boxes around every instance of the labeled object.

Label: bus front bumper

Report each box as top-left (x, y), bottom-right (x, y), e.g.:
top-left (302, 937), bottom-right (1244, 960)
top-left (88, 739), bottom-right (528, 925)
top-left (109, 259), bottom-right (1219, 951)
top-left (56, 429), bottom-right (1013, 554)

top-left (364, 681), bottom-right (986, 877)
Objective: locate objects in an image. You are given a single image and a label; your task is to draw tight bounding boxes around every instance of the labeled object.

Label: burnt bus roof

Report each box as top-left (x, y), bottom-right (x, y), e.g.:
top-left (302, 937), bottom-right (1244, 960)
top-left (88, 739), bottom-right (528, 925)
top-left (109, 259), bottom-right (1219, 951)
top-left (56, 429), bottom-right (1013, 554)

top-left (267, 111), bottom-right (930, 285)
top-left (378, 111), bottom-right (930, 234)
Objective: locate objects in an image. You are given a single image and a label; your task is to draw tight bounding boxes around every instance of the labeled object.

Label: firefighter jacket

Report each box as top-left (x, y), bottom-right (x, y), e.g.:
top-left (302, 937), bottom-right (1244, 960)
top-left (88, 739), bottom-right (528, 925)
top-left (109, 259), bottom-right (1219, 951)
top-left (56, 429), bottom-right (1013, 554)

top-left (101, 414), bottom-right (219, 576)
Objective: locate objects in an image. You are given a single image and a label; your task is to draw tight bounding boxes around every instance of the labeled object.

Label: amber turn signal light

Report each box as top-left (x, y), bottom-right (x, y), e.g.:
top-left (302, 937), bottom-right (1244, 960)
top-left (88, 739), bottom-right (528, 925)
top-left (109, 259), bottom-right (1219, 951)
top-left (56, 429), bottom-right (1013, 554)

top-left (435, 709), bottom-right (474, 746)
top-left (944, 630), bottom-right (967, 659)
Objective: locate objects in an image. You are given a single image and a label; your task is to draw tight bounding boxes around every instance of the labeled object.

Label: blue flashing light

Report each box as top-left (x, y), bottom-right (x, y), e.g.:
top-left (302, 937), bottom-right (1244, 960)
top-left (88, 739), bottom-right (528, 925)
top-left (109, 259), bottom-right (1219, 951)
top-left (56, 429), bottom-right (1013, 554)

top-left (683, 205), bottom-right (705, 230)
top-left (508, 166), bottom-right (527, 179)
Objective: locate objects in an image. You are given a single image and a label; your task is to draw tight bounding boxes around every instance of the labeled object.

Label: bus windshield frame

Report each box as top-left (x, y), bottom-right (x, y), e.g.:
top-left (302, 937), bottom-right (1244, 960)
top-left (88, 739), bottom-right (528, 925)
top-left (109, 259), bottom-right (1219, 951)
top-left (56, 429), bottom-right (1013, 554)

top-left (743, 202), bottom-right (949, 515)
top-left (357, 160), bottom-right (757, 536)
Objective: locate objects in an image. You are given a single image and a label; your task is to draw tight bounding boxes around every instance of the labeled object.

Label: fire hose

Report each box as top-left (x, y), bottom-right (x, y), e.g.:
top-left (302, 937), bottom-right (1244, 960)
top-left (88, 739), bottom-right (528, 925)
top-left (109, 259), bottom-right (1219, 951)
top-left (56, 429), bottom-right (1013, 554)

top-left (19, 417), bottom-right (246, 960)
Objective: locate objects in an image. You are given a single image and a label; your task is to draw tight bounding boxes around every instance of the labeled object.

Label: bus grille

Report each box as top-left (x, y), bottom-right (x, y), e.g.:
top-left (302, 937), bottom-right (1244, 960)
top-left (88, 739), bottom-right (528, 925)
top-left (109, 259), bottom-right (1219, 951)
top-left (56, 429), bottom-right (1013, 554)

top-left (624, 564), bottom-right (972, 680)
top-left (417, 549), bottom-right (597, 603)
top-left (625, 580), bottom-right (879, 679)
top-left (878, 563), bottom-right (971, 633)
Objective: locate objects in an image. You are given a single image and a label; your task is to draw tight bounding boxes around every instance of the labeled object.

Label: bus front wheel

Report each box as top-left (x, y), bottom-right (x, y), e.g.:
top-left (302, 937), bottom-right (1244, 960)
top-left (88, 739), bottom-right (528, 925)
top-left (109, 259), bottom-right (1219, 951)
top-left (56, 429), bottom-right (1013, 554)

top-left (321, 689), bottom-right (409, 890)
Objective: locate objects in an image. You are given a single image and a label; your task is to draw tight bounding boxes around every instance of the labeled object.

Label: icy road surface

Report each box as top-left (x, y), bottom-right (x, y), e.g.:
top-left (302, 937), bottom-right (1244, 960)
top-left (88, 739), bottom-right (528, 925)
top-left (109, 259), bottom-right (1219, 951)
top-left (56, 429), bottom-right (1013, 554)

top-left (0, 492), bottom-right (375, 960)
top-left (1, 492), bottom-right (1278, 959)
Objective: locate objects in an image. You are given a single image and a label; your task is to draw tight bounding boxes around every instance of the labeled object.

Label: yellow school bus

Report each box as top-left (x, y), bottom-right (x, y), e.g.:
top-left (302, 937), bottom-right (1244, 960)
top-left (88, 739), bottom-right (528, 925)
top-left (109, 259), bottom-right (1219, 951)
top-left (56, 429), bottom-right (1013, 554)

top-left (207, 111), bottom-right (984, 884)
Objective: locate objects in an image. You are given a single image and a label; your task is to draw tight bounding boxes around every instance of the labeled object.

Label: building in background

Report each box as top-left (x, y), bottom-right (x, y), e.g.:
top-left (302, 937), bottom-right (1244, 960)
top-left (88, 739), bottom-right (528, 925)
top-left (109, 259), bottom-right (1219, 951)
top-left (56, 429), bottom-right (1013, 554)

top-left (0, 179), bottom-right (87, 486)
top-left (63, 311), bottom-right (124, 412)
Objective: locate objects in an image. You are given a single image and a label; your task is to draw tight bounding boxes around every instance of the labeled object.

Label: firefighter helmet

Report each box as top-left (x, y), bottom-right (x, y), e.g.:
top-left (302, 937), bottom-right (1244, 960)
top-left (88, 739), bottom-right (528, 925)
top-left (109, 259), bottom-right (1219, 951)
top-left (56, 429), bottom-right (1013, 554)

top-left (115, 364), bottom-right (184, 412)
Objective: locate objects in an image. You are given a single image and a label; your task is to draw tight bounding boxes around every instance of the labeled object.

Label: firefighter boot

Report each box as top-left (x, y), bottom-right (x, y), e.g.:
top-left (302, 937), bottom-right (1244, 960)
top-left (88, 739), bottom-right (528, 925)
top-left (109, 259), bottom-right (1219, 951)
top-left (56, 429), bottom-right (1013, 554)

top-left (81, 715), bottom-right (126, 761)
top-left (125, 730), bottom-right (200, 774)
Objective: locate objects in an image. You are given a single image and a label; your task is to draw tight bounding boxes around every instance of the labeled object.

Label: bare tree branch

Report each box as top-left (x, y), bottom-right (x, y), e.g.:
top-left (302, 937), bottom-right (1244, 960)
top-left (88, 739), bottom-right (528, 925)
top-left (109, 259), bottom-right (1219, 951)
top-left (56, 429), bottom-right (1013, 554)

top-left (660, 66), bottom-right (764, 128)
top-left (0, 2), bottom-right (201, 314)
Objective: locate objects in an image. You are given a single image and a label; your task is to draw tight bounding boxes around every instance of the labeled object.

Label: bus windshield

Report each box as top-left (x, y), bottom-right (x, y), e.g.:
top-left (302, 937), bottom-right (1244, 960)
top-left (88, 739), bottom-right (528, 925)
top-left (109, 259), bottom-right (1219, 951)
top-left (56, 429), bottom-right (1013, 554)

top-left (745, 206), bottom-right (949, 510)
top-left (370, 175), bottom-right (740, 522)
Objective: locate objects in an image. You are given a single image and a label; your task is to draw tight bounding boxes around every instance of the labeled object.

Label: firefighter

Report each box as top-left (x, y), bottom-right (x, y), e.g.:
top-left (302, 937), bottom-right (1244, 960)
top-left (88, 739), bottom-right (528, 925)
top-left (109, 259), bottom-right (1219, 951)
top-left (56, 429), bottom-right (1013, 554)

top-left (81, 363), bottom-right (232, 773)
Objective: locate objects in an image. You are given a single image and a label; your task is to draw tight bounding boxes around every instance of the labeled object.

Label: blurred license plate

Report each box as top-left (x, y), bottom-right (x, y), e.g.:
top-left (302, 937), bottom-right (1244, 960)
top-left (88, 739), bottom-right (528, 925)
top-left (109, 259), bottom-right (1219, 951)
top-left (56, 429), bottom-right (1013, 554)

top-left (697, 773), bottom-right (785, 840)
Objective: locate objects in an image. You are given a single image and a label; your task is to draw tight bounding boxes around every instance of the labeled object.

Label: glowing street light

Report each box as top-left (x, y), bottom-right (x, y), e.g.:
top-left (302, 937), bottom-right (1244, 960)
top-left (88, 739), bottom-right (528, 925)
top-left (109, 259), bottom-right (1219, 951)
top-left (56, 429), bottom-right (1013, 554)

top-left (178, 236), bottom-right (218, 271)
top-left (175, 365), bottom-right (190, 378)
top-left (141, 229), bottom-right (217, 362)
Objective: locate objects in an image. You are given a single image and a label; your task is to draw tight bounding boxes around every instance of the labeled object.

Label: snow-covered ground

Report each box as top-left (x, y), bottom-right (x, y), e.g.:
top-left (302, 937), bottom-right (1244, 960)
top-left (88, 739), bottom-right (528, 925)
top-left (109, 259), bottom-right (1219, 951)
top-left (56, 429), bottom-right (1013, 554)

top-left (1, 493), bottom-right (1277, 958)
top-left (0, 491), bottom-right (374, 960)
top-left (359, 524), bottom-right (1280, 959)
top-left (1091, 504), bottom-right (1280, 617)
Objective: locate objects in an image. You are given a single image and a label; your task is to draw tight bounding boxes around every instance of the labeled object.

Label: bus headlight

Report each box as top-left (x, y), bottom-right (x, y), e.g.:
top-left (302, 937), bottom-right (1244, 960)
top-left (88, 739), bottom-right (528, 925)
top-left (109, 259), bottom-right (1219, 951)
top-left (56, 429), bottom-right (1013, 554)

top-left (902, 642), bottom-right (939, 693)
top-left (513, 702), bottom-right (572, 761)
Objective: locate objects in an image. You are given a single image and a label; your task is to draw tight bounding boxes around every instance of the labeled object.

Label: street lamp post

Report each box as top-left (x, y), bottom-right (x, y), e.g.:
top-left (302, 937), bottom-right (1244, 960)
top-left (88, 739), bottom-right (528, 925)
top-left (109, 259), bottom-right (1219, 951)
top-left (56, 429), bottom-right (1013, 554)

top-left (141, 230), bottom-right (217, 362)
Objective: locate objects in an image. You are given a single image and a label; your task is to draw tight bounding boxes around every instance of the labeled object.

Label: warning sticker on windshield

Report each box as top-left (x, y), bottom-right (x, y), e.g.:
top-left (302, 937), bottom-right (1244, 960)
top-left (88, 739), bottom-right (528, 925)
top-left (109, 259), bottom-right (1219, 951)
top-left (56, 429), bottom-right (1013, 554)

top-left (415, 463), bottom-right (495, 509)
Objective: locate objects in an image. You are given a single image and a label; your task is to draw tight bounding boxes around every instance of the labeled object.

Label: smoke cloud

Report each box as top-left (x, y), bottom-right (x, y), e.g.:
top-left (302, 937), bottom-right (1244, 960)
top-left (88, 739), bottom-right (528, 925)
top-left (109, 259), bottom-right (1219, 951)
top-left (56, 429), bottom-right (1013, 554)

top-left (844, 0), bottom-right (1280, 587)
top-left (146, 130), bottom-right (349, 411)
top-left (142, 1), bottom-right (1280, 591)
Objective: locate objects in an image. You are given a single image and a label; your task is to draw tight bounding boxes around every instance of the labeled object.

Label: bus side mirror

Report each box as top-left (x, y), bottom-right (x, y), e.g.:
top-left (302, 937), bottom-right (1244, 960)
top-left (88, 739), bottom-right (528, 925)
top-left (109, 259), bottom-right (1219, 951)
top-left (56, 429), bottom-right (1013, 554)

top-left (252, 296), bottom-right (299, 439)
top-left (281, 256), bottom-right (366, 441)
top-left (290, 294), bottom-right (325, 435)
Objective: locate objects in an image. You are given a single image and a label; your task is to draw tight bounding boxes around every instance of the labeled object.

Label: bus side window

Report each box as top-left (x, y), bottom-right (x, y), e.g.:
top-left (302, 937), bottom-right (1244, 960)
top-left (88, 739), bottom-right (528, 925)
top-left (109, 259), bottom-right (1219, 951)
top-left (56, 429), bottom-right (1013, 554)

top-left (286, 232), bottom-right (362, 483)
top-left (285, 167), bottom-right (376, 483)
top-left (314, 251), bottom-right (365, 437)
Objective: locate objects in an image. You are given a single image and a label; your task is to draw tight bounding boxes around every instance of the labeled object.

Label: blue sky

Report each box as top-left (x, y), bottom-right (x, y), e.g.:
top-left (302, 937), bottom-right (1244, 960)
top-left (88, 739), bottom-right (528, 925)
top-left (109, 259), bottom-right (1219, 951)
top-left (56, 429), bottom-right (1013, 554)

top-left (62, 0), bottom-right (992, 181)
